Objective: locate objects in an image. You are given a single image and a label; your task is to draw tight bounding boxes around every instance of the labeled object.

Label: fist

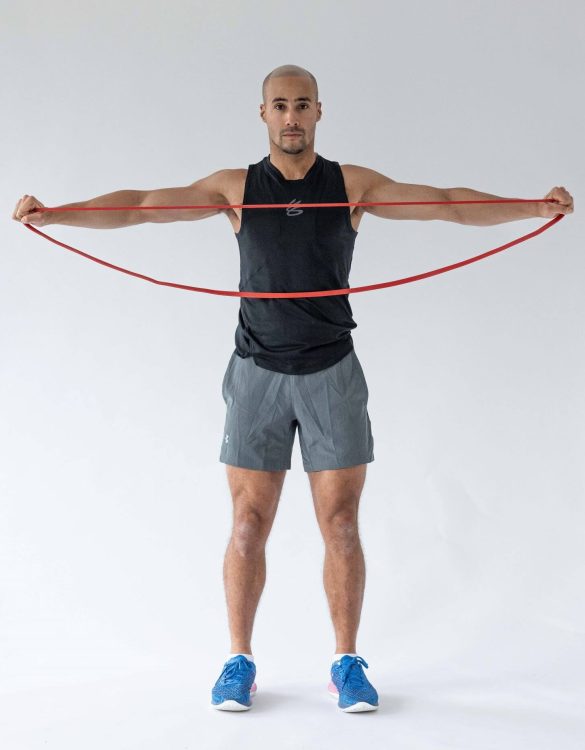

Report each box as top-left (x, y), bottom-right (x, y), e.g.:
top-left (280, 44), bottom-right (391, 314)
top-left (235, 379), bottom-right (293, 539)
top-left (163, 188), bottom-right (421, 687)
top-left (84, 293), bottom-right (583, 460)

top-left (12, 194), bottom-right (48, 226)
top-left (538, 186), bottom-right (574, 218)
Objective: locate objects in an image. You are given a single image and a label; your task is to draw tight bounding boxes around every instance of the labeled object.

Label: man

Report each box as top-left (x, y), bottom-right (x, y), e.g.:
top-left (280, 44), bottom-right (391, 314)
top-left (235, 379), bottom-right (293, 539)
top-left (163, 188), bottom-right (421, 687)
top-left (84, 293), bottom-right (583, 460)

top-left (13, 64), bottom-right (574, 714)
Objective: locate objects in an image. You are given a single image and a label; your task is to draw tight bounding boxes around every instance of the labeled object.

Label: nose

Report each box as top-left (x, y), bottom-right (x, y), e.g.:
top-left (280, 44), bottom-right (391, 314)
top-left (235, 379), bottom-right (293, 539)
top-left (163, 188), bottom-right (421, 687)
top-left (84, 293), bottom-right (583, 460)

top-left (285, 113), bottom-right (300, 129)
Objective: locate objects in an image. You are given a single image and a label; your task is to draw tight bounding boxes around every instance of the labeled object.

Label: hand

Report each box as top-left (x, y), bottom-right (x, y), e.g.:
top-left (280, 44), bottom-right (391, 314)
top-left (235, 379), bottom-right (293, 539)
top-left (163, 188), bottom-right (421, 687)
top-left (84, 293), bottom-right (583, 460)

top-left (12, 194), bottom-right (49, 226)
top-left (538, 186), bottom-right (574, 218)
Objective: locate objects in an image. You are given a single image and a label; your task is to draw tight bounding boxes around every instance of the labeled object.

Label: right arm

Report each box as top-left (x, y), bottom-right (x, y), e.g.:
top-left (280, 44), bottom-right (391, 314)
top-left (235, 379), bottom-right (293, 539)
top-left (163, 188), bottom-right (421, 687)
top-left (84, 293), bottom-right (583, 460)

top-left (12, 170), bottom-right (234, 229)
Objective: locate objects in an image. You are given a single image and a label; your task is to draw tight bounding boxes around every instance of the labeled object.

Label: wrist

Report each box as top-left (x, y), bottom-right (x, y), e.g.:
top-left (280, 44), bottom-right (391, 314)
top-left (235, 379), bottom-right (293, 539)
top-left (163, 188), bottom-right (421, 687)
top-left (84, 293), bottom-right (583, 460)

top-left (44, 209), bottom-right (57, 226)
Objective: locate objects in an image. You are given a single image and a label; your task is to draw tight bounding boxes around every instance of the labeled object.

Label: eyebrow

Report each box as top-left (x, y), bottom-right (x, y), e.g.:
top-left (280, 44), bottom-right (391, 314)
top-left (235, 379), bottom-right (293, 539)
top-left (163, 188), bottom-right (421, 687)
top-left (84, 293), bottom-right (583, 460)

top-left (271, 96), bottom-right (312, 103)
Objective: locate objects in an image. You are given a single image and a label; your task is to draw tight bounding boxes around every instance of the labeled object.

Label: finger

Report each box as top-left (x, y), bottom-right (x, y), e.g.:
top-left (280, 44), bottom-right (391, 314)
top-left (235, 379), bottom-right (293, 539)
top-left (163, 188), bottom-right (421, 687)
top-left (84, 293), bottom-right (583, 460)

top-left (18, 197), bottom-right (37, 219)
top-left (15, 201), bottom-right (27, 220)
top-left (547, 190), bottom-right (569, 206)
top-left (14, 200), bottom-right (27, 220)
top-left (18, 197), bottom-right (32, 215)
top-left (552, 197), bottom-right (572, 209)
top-left (556, 188), bottom-right (574, 210)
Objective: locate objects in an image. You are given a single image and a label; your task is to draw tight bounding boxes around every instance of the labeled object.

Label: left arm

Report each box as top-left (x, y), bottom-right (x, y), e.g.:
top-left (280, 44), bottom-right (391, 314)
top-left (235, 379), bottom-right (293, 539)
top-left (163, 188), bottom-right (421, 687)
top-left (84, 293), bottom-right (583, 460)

top-left (444, 185), bottom-right (574, 225)
top-left (350, 165), bottom-right (574, 225)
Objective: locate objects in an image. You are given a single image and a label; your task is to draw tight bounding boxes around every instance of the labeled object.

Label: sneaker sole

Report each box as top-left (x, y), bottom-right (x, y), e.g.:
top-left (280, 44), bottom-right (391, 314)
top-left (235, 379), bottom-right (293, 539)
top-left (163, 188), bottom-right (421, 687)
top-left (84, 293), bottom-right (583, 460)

top-left (328, 686), bottom-right (378, 712)
top-left (212, 699), bottom-right (252, 711)
top-left (211, 684), bottom-right (257, 711)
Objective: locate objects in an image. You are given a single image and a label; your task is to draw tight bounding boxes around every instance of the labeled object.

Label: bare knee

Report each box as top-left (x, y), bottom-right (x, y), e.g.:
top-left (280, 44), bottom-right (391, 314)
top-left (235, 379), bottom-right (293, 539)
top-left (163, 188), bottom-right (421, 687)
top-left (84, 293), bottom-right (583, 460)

top-left (322, 511), bottom-right (360, 553)
top-left (226, 466), bottom-right (285, 556)
top-left (231, 509), bottom-right (273, 556)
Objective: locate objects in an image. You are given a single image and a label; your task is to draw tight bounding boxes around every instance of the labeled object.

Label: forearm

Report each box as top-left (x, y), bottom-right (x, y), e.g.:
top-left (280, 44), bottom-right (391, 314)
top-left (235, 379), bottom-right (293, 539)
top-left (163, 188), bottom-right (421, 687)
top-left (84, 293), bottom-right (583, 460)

top-left (50, 189), bottom-right (148, 228)
top-left (448, 187), bottom-right (540, 226)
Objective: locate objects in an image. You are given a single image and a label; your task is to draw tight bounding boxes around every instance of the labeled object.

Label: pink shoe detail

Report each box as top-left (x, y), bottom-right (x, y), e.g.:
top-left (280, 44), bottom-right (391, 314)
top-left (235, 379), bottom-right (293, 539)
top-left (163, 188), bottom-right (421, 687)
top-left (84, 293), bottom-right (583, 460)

top-left (328, 680), bottom-right (339, 695)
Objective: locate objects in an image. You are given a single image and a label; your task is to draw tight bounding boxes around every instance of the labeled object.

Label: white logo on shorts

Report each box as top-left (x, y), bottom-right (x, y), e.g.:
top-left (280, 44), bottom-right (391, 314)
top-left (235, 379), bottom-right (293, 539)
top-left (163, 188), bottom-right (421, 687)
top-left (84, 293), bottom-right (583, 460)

top-left (224, 434), bottom-right (229, 444)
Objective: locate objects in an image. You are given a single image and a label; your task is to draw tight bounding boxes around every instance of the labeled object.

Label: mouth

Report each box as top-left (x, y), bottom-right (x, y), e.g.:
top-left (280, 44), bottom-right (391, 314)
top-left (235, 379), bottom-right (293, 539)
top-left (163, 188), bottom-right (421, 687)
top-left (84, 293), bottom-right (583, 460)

top-left (283, 132), bottom-right (302, 137)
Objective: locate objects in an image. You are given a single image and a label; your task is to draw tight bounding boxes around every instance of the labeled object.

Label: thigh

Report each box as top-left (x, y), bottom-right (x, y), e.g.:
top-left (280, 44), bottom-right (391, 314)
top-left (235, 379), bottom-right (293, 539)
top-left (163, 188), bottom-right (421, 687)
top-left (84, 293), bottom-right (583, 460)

top-left (308, 463), bottom-right (368, 528)
top-left (219, 352), bottom-right (297, 471)
top-left (226, 465), bottom-right (287, 528)
top-left (293, 349), bottom-right (375, 472)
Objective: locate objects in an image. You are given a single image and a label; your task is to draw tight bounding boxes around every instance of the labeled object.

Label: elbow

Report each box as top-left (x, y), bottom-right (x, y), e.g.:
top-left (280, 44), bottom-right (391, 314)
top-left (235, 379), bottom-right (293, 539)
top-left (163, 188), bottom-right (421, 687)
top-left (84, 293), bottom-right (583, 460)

top-left (443, 188), bottom-right (462, 223)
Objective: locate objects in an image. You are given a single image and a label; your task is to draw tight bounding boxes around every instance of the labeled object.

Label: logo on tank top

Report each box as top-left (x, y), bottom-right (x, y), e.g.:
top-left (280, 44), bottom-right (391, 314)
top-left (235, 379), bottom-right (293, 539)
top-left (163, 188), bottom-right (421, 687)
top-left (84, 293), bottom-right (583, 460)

top-left (286, 199), bottom-right (304, 217)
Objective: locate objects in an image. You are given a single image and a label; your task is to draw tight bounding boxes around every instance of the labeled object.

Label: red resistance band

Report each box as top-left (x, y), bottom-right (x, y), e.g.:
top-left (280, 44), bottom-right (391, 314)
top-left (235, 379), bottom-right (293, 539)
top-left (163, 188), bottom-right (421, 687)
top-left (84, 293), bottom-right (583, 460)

top-left (23, 200), bottom-right (565, 298)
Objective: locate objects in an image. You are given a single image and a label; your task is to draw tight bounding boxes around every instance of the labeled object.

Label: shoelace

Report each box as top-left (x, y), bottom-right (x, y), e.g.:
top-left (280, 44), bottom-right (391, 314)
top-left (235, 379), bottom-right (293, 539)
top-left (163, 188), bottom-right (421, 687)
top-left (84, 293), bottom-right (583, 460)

top-left (220, 656), bottom-right (253, 685)
top-left (338, 656), bottom-right (370, 691)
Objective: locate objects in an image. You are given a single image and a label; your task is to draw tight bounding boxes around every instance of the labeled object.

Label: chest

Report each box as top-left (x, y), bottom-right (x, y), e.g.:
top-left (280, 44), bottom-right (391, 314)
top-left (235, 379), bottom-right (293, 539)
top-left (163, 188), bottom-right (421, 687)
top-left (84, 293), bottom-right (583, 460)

top-left (224, 165), bottom-right (364, 234)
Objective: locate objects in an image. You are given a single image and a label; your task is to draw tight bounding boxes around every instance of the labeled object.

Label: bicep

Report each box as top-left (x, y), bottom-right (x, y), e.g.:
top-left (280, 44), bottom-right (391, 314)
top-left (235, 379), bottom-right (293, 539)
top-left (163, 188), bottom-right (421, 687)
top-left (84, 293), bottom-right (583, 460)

top-left (142, 169), bottom-right (231, 223)
top-left (357, 167), bottom-right (451, 221)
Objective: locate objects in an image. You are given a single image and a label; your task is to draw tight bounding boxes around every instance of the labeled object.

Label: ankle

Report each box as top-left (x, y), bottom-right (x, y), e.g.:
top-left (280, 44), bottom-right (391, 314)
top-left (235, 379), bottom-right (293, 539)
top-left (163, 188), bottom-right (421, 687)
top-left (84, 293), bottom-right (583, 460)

top-left (229, 650), bottom-right (254, 661)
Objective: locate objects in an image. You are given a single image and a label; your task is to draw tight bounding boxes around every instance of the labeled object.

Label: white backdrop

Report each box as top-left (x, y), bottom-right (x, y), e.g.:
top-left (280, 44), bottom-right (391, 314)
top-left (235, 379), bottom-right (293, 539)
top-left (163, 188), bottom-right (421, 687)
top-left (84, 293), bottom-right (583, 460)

top-left (1, 1), bottom-right (584, 748)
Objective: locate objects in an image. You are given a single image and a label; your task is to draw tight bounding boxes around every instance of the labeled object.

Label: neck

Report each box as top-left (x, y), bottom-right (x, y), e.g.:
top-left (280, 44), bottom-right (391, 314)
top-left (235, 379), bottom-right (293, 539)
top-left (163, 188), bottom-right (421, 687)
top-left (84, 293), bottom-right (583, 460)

top-left (268, 146), bottom-right (318, 180)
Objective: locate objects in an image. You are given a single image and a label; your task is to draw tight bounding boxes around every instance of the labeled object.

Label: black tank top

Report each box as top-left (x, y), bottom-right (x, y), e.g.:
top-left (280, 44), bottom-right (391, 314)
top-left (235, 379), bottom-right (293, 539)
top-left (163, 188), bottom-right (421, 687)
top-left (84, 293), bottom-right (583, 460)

top-left (233, 153), bottom-right (358, 374)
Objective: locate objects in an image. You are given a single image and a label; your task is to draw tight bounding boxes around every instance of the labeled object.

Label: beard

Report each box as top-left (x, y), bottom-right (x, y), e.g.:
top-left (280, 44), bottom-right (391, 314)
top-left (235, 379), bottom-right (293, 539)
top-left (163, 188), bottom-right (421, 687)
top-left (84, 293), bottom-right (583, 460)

top-left (279, 137), bottom-right (305, 154)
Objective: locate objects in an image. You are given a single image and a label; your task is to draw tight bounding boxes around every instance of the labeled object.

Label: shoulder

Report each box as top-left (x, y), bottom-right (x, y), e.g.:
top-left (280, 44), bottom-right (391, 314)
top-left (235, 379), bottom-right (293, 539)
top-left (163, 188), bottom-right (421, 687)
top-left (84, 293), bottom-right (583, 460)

top-left (207, 169), bottom-right (249, 220)
top-left (339, 163), bottom-right (395, 203)
top-left (205, 168), bottom-right (248, 207)
top-left (217, 168), bottom-right (248, 187)
top-left (193, 168), bottom-right (247, 191)
top-left (340, 163), bottom-right (395, 185)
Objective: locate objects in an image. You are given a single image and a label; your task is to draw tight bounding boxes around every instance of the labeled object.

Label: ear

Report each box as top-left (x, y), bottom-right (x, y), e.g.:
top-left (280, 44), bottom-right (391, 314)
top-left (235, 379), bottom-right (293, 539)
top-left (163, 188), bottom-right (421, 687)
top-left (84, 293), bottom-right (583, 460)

top-left (316, 102), bottom-right (322, 121)
top-left (259, 103), bottom-right (266, 122)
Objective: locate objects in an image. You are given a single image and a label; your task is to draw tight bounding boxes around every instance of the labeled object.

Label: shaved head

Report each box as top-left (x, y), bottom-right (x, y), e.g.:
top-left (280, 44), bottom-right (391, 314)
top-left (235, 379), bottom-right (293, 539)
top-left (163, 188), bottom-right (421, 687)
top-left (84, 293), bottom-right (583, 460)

top-left (262, 64), bottom-right (319, 103)
top-left (260, 65), bottom-right (322, 158)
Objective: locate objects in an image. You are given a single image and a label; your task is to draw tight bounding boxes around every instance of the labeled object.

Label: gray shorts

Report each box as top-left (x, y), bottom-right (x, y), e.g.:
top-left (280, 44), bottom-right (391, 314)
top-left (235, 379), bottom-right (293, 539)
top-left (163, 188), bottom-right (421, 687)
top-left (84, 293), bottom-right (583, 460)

top-left (219, 348), bottom-right (375, 472)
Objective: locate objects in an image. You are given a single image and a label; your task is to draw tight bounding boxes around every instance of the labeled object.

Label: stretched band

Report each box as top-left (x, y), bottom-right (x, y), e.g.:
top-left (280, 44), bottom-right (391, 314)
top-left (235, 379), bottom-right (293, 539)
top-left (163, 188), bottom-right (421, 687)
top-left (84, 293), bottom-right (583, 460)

top-left (22, 200), bottom-right (565, 298)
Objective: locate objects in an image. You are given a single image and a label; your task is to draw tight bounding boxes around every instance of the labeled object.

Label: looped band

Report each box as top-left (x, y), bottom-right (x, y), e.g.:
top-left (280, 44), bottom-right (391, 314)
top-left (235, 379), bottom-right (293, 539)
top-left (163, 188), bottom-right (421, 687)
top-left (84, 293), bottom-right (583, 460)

top-left (22, 200), bottom-right (565, 297)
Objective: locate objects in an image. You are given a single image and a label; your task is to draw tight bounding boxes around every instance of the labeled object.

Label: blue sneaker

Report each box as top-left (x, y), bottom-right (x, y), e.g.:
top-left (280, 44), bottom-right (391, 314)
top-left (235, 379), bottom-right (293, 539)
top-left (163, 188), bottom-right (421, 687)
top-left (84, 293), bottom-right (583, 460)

top-left (328, 655), bottom-right (379, 711)
top-left (211, 655), bottom-right (257, 711)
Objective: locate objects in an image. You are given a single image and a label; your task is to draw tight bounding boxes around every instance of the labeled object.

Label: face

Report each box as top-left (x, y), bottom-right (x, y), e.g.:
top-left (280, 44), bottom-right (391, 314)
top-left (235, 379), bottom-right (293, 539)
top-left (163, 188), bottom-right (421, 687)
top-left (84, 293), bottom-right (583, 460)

top-left (260, 76), bottom-right (322, 155)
